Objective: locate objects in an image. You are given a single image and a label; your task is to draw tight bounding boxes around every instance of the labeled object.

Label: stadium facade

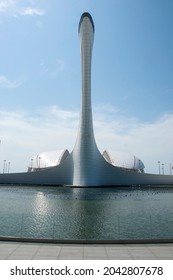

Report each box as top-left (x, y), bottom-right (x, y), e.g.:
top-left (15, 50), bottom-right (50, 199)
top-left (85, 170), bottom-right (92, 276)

top-left (0, 13), bottom-right (173, 186)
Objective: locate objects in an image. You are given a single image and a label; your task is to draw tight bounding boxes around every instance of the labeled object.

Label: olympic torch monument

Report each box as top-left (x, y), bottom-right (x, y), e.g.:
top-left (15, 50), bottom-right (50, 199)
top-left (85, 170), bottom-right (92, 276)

top-left (0, 13), bottom-right (173, 186)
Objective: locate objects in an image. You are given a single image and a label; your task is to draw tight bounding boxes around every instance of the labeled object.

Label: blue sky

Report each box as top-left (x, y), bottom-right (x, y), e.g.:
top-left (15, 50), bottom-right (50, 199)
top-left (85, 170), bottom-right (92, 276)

top-left (0, 0), bottom-right (173, 174)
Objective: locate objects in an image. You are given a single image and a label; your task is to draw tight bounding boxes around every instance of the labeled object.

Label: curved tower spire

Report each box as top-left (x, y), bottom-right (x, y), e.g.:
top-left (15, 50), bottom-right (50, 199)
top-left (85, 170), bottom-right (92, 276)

top-left (72, 12), bottom-right (105, 186)
top-left (77, 12), bottom-right (95, 144)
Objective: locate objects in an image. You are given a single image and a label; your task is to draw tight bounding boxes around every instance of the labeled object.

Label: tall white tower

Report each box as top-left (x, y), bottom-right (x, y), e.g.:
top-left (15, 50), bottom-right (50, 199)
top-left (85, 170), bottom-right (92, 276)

top-left (72, 13), bottom-right (105, 186)
top-left (0, 12), bottom-right (173, 187)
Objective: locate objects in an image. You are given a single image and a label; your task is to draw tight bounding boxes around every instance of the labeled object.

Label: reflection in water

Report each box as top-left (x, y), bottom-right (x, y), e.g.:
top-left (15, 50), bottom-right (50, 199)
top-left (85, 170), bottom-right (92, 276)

top-left (0, 186), bottom-right (173, 240)
top-left (33, 191), bottom-right (49, 216)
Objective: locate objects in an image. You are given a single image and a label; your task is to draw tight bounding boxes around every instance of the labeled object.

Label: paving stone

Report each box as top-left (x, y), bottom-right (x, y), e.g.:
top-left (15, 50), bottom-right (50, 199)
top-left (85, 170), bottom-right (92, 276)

top-left (0, 241), bottom-right (173, 260)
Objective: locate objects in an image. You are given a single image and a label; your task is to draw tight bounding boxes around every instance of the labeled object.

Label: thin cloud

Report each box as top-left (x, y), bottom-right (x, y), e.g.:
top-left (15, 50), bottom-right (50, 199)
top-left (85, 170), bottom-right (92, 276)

top-left (0, 0), bottom-right (45, 17)
top-left (94, 110), bottom-right (173, 174)
top-left (19, 7), bottom-right (45, 17)
top-left (0, 75), bottom-right (23, 88)
top-left (0, 107), bottom-right (78, 172)
top-left (0, 0), bottom-right (16, 12)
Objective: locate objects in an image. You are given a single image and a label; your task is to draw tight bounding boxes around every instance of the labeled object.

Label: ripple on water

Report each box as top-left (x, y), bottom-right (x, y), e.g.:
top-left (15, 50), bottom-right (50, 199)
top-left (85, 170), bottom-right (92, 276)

top-left (0, 185), bottom-right (173, 240)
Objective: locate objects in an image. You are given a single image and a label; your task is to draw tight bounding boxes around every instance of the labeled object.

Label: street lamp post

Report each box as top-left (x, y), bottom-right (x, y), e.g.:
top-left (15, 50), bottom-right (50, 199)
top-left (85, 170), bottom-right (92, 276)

top-left (31, 158), bottom-right (33, 171)
top-left (162, 163), bottom-right (164, 175)
top-left (38, 157), bottom-right (41, 169)
top-left (170, 163), bottom-right (172, 175)
top-left (3, 160), bottom-right (6, 173)
top-left (158, 161), bottom-right (161, 174)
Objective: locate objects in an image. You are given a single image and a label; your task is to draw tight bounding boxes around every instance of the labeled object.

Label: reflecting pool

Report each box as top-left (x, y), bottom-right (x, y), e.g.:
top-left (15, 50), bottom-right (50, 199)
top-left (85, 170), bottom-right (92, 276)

top-left (0, 185), bottom-right (173, 241)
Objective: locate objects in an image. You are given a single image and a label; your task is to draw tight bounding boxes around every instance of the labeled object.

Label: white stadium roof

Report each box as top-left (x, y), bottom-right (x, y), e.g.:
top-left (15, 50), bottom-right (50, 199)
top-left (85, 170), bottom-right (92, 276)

top-left (102, 150), bottom-right (145, 172)
top-left (32, 149), bottom-right (70, 169)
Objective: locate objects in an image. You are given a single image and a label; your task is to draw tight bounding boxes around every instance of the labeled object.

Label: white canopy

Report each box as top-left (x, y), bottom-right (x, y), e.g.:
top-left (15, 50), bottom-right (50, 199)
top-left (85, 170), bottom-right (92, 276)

top-left (103, 150), bottom-right (145, 172)
top-left (32, 149), bottom-right (70, 169)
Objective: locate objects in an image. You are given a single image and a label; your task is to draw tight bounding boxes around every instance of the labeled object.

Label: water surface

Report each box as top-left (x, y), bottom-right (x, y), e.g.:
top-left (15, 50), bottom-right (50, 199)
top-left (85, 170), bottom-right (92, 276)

top-left (0, 185), bottom-right (173, 240)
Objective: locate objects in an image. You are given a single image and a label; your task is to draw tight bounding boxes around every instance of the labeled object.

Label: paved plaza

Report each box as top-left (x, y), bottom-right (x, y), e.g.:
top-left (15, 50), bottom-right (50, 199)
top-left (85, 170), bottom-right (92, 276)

top-left (0, 241), bottom-right (173, 260)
